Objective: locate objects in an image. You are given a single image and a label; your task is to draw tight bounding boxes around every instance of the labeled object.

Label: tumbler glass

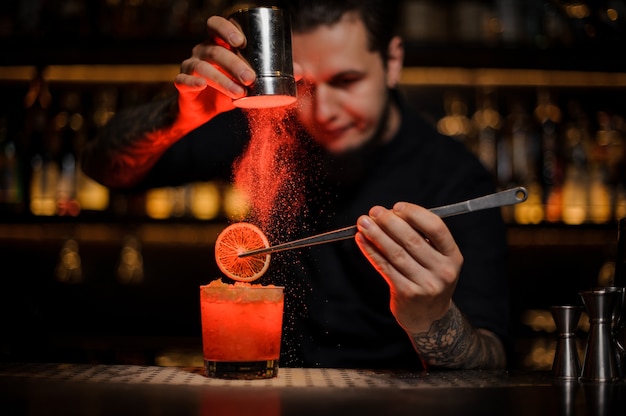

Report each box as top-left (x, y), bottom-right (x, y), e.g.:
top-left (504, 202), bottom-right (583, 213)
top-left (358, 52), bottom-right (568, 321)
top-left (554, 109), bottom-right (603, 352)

top-left (200, 281), bottom-right (284, 379)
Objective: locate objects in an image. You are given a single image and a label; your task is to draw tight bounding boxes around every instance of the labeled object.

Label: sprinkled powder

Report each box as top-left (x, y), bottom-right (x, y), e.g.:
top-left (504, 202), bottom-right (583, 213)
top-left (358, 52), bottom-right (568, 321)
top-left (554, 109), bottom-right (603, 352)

top-left (230, 106), bottom-right (315, 366)
top-left (233, 107), bottom-right (307, 238)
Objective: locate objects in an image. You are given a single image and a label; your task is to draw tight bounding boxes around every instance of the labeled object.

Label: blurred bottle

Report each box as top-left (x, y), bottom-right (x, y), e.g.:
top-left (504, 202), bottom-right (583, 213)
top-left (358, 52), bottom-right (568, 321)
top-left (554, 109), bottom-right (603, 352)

top-left (452, 0), bottom-right (494, 45)
top-left (501, 99), bottom-right (544, 224)
top-left (0, 114), bottom-right (24, 214)
top-left (495, 0), bottom-right (524, 46)
top-left (75, 88), bottom-right (113, 212)
top-left (472, 87), bottom-right (501, 177)
top-left (400, 0), bottom-right (448, 43)
top-left (526, 0), bottom-right (571, 49)
top-left (117, 236), bottom-right (144, 285)
top-left (505, 99), bottom-right (541, 186)
top-left (589, 111), bottom-right (617, 224)
top-left (535, 89), bottom-right (563, 222)
top-left (189, 181), bottom-right (221, 220)
top-left (436, 91), bottom-right (473, 146)
top-left (497, 101), bottom-right (518, 190)
top-left (601, 113), bottom-right (626, 222)
top-left (55, 239), bottom-right (83, 283)
top-left (515, 181), bottom-right (545, 224)
top-left (143, 189), bottom-right (169, 219)
top-left (54, 91), bottom-right (83, 217)
top-left (561, 100), bottom-right (591, 225)
top-left (23, 67), bottom-right (57, 216)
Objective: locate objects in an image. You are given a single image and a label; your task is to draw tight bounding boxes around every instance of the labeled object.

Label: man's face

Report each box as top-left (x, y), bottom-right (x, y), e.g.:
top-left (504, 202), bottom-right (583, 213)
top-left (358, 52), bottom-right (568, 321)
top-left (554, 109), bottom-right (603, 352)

top-left (292, 13), bottom-right (401, 154)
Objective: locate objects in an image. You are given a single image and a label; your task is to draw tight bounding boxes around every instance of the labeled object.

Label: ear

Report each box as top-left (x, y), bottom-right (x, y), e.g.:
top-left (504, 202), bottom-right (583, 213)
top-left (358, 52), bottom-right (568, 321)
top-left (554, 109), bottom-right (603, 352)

top-left (386, 36), bottom-right (404, 89)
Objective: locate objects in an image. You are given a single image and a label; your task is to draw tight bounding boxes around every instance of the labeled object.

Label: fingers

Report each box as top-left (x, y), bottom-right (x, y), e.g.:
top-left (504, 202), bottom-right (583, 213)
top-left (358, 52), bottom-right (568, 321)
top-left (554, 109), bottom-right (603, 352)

top-left (355, 203), bottom-right (462, 288)
top-left (177, 16), bottom-right (256, 100)
top-left (207, 15), bottom-right (246, 49)
top-left (174, 72), bottom-right (208, 91)
top-left (179, 52), bottom-right (251, 99)
top-left (354, 218), bottom-right (416, 293)
top-left (293, 62), bottom-right (303, 82)
top-left (391, 202), bottom-right (461, 257)
top-left (356, 207), bottom-right (435, 287)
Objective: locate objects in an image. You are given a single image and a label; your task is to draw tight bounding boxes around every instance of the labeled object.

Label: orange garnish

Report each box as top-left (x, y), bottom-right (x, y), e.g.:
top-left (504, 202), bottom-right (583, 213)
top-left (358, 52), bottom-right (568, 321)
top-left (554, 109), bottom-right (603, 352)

top-left (214, 222), bottom-right (271, 282)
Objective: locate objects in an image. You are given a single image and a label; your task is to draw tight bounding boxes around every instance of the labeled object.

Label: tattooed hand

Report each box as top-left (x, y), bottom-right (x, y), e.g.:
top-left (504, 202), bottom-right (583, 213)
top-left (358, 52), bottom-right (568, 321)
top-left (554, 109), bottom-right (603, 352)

top-left (411, 303), bottom-right (506, 369)
top-left (355, 202), bottom-right (506, 369)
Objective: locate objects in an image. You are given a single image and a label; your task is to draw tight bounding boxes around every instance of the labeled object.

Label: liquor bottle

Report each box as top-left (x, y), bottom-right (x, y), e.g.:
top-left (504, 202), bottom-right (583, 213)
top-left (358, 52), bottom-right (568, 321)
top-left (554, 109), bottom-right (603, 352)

top-left (55, 91), bottom-right (82, 217)
top-left (400, 0), bottom-right (447, 43)
top-left (495, 0), bottom-right (524, 46)
top-left (561, 100), bottom-right (590, 225)
top-left (0, 115), bottom-right (24, 214)
top-left (472, 88), bottom-right (501, 178)
top-left (453, 0), bottom-right (490, 45)
top-left (502, 99), bottom-right (544, 224)
top-left (436, 92), bottom-right (472, 147)
top-left (598, 111), bottom-right (626, 222)
top-left (76, 88), bottom-right (112, 212)
top-left (535, 89), bottom-right (563, 222)
top-left (23, 68), bottom-right (57, 216)
top-left (588, 111), bottom-right (615, 224)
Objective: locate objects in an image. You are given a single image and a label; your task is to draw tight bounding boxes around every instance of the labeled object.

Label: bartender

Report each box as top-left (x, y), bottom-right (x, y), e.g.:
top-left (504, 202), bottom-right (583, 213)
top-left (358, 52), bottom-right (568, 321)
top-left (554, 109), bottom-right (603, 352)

top-left (81, 0), bottom-right (510, 370)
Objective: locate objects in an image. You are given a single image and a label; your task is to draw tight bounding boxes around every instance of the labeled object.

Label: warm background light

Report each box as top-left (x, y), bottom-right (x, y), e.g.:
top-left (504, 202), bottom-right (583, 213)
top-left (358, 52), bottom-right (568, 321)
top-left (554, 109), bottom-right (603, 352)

top-left (189, 181), bottom-right (221, 220)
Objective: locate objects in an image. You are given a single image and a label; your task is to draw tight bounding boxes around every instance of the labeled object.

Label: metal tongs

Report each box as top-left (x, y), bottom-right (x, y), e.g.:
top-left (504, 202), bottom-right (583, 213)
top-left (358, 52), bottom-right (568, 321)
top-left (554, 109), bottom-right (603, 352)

top-left (238, 186), bottom-right (528, 258)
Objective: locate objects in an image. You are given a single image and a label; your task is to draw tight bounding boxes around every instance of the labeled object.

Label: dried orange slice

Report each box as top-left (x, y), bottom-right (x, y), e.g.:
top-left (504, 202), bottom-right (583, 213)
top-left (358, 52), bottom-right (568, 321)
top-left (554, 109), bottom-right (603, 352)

top-left (214, 222), bottom-right (271, 282)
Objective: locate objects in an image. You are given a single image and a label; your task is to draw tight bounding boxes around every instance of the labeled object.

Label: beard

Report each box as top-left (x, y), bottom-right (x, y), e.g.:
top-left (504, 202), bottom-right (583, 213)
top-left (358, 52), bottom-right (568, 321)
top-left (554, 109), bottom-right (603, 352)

top-left (316, 91), bottom-right (393, 187)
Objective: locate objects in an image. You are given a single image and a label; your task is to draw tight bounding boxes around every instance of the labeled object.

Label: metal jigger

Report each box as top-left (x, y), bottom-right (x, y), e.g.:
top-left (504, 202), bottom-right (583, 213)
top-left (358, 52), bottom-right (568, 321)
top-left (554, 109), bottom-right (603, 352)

top-left (603, 286), bottom-right (625, 380)
top-left (580, 288), bottom-right (620, 382)
top-left (551, 305), bottom-right (582, 379)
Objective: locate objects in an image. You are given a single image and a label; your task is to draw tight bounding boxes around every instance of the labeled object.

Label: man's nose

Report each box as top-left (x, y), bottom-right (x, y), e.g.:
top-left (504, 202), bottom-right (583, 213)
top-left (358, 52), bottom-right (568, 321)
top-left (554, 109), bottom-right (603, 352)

top-left (313, 84), bottom-right (338, 124)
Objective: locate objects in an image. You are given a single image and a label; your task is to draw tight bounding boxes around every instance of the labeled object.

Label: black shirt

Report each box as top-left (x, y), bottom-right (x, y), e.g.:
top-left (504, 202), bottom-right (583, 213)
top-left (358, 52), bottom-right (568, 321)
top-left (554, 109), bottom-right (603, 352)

top-left (147, 94), bottom-right (510, 369)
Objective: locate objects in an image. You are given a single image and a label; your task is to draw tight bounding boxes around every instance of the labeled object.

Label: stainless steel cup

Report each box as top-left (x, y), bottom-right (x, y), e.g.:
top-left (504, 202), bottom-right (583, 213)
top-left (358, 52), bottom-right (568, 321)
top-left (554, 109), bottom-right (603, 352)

top-left (604, 286), bottom-right (626, 379)
top-left (229, 6), bottom-right (297, 109)
top-left (551, 305), bottom-right (582, 380)
top-left (580, 288), bottom-right (620, 382)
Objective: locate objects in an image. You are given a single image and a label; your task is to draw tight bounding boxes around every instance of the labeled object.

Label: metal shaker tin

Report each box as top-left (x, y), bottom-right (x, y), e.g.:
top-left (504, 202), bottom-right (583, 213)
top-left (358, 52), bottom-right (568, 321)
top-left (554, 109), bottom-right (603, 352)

top-left (229, 6), bottom-right (297, 109)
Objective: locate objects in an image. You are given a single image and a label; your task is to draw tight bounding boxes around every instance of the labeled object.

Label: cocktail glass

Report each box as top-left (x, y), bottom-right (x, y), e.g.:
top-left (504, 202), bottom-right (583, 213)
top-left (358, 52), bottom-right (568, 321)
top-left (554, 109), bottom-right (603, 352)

top-left (200, 281), bottom-right (284, 379)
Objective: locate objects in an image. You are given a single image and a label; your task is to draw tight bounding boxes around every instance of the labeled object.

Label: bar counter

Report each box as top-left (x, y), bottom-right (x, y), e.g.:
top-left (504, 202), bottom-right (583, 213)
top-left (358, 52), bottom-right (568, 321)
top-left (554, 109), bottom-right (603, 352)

top-left (1, 362), bottom-right (625, 415)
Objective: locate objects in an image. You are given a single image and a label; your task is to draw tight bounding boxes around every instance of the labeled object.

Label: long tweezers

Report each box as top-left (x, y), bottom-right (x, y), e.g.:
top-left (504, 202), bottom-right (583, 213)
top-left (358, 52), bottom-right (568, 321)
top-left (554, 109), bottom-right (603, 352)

top-left (238, 186), bottom-right (528, 258)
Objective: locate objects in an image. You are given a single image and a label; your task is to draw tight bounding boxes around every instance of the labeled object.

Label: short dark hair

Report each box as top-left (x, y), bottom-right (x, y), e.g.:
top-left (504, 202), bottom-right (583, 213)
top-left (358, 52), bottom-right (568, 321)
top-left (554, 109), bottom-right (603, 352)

top-left (226, 0), bottom-right (401, 61)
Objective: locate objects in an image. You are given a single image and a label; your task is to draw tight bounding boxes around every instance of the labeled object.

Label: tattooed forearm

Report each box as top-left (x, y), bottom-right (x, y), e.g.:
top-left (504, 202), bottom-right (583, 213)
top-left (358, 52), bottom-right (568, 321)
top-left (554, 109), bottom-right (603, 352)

top-left (94, 95), bottom-right (179, 153)
top-left (81, 95), bottom-right (180, 188)
top-left (409, 303), bottom-right (506, 370)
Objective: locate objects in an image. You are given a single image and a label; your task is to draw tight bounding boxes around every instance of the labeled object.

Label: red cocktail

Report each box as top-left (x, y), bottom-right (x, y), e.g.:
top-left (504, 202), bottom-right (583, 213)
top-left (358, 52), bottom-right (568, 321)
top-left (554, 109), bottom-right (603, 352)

top-left (200, 279), bottom-right (284, 379)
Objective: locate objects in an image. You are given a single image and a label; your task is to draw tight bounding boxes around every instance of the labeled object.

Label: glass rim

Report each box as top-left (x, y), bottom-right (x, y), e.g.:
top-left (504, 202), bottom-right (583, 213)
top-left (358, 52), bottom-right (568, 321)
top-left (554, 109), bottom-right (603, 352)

top-left (200, 284), bottom-right (284, 290)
